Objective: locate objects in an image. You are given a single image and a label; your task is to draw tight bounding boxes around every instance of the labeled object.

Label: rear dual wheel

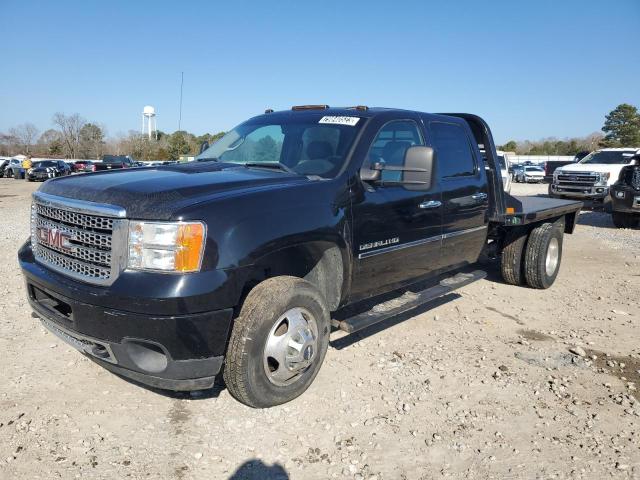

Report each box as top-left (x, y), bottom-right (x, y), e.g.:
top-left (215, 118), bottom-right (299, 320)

top-left (501, 220), bottom-right (564, 289)
top-left (524, 222), bottom-right (563, 289)
top-left (224, 276), bottom-right (330, 408)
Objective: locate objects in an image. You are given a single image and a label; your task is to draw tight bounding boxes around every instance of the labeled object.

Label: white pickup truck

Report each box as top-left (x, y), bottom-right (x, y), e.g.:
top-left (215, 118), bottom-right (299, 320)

top-left (549, 148), bottom-right (640, 209)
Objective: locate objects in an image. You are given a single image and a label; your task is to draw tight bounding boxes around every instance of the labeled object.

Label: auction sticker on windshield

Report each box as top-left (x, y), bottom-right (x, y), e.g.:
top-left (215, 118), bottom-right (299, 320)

top-left (319, 116), bottom-right (360, 126)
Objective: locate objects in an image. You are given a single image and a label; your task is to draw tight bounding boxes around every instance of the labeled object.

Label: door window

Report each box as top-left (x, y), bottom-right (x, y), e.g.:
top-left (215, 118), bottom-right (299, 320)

top-left (368, 120), bottom-right (424, 181)
top-left (430, 122), bottom-right (477, 178)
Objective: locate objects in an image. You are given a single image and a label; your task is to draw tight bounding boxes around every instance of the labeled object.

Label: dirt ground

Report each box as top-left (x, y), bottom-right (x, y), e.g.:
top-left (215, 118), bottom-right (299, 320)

top-left (0, 177), bottom-right (638, 480)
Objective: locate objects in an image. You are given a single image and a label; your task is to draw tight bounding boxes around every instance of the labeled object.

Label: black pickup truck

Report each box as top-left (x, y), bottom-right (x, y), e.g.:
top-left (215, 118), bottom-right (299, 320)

top-left (93, 155), bottom-right (136, 171)
top-left (19, 106), bottom-right (582, 408)
top-left (610, 154), bottom-right (640, 228)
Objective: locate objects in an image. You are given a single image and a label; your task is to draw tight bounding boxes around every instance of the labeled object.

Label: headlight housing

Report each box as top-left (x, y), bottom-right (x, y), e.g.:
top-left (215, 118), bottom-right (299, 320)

top-left (127, 221), bottom-right (206, 272)
top-left (595, 172), bottom-right (610, 186)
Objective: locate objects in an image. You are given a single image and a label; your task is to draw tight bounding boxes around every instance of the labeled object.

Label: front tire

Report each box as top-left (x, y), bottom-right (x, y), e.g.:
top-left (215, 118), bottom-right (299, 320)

top-left (524, 221), bottom-right (564, 289)
top-left (224, 276), bottom-right (330, 408)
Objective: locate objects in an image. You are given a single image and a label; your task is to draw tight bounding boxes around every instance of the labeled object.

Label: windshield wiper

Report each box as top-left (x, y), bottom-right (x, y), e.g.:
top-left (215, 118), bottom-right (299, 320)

top-left (196, 157), bottom-right (218, 162)
top-left (243, 162), bottom-right (296, 174)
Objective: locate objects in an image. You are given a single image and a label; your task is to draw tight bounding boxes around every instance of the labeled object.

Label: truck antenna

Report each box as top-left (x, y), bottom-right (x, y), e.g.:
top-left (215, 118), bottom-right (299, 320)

top-left (178, 71), bottom-right (184, 131)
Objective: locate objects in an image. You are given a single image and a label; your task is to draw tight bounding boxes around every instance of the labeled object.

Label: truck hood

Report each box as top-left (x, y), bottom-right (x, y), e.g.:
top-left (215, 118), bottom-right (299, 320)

top-left (38, 162), bottom-right (310, 219)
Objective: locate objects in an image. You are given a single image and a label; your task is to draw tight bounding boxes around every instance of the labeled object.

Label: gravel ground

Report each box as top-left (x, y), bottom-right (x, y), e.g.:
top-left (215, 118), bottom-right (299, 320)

top-left (0, 178), bottom-right (638, 480)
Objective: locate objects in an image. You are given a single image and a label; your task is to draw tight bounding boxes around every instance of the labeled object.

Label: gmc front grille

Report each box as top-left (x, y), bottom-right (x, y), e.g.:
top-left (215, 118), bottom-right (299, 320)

top-left (30, 192), bottom-right (127, 286)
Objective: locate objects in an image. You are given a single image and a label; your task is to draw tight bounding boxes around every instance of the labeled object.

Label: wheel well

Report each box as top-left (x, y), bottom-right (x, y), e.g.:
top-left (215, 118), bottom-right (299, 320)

top-left (244, 242), bottom-right (345, 312)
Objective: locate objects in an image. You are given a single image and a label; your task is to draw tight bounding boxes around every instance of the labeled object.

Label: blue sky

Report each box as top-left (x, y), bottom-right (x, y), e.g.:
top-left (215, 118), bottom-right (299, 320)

top-left (1, 0), bottom-right (639, 144)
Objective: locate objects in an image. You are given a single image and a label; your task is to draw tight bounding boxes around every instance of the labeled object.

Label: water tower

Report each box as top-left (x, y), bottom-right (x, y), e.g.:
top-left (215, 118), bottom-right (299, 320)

top-left (142, 106), bottom-right (157, 140)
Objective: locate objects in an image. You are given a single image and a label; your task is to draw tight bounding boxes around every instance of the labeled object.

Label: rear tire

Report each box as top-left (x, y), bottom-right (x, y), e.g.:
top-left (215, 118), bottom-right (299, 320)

top-left (612, 211), bottom-right (640, 229)
top-left (224, 276), bottom-right (330, 408)
top-left (524, 221), bottom-right (563, 289)
top-left (501, 230), bottom-right (528, 286)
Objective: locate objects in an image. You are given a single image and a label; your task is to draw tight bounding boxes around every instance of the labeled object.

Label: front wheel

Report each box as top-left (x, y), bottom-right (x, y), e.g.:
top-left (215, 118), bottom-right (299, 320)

top-left (224, 276), bottom-right (330, 408)
top-left (524, 221), bottom-right (564, 289)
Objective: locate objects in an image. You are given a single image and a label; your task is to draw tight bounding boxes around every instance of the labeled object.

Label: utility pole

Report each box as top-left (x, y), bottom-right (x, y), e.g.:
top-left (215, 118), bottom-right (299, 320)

top-left (178, 72), bottom-right (184, 131)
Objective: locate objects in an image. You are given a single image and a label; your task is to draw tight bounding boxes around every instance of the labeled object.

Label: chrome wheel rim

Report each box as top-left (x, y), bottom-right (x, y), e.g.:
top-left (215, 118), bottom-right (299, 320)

top-left (263, 307), bottom-right (318, 387)
top-left (545, 237), bottom-right (559, 277)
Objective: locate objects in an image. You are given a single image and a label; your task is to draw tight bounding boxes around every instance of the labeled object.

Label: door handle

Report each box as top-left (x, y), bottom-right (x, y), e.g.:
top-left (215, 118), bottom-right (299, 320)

top-left (471, 193), bottom-right (488, 201)
top-left (419, 200), bottom-right (442, 209)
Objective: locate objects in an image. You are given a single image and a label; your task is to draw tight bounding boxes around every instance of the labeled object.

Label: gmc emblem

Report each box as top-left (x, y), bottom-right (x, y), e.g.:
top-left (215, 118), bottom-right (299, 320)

top-left (37, 227), bottom-right (72, 252)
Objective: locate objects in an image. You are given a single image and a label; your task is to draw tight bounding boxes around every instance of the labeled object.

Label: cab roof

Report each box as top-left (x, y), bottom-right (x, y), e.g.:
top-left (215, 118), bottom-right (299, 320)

top-left (255, 106), bottom-right (466, 124)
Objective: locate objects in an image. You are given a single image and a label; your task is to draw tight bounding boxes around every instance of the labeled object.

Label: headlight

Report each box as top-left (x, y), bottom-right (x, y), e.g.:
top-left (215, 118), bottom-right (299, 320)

top-left (596, 172), bottom-right (610, 185)
top-left (127, 221), bottom-right (206, 272)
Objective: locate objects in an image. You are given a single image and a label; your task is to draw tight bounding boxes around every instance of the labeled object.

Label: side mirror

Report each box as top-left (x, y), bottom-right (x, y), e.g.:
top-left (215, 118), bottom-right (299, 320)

top-left (402, 146), bottom-right (435, 191)
top-left (199, 141), bottom-right (210, 155)
top-left (360, 162), bottom-right (381, 182)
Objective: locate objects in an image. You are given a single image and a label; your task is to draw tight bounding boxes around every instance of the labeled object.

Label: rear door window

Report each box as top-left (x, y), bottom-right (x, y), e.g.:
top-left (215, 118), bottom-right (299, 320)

top-left (430, 122), bottom-right (477, 178)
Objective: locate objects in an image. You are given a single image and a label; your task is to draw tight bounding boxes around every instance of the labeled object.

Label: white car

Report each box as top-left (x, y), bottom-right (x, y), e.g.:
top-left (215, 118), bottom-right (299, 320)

top-left (496, 150), bottom-right (512, 193)
top-left (550, 148), bottom-right (640, 203)
top-left (516, 165), bottom-right (545, 183)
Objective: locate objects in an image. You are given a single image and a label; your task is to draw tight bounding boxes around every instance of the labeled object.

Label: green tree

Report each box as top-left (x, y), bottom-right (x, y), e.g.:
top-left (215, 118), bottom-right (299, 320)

top-left (79, 123), bottom-right (105, 158)
top-left (253, 136), bottom-right (278, 162)
top-left (601, 103), bottom-right (640, 147)
top-left (500, 140), bottom-right (518, 152)
top-left (167, 131), bottom-right (191, 160)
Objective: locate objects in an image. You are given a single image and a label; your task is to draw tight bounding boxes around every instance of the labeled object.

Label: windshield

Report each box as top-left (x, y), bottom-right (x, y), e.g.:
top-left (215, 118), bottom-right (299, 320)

top-left (197, 115), bottom-right (364, 178)
top-left (579, 150), bottom-right (635, 165)
top-left (525, 166), bottom-right (543, 171)
top-left (34, 161), bottom-right (56, 168)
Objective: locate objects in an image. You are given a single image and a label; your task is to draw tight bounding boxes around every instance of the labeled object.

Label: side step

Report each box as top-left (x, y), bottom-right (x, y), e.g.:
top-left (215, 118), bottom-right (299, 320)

top-left (332, 270), bottom-right (486, 334)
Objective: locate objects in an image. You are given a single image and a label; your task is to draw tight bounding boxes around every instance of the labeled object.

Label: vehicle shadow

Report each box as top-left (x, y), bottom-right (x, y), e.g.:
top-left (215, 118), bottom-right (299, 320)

top-left (576, 210), bottom-right (616, 229)
top-left (228, 459), bottom-right (289, 479)
top-left (100, 363), bottom-right (227, 400)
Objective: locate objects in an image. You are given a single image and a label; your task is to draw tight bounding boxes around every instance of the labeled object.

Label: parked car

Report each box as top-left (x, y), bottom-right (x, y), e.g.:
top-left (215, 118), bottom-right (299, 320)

top-left (511, 164), bottom-right (524, 181)
top-left (72, 160), bottom-right (95, 173)
top-left (26, 160), bottom-right (72, 182)
top-left (20, 106), bottom-right (582, 408)
top-left (609, 153), bottom-right (640, 228)
top-left (516, 165), bottom-right (545, 183)
top-left (0, 159), bottom-right (9, 177)
top-left (93, 155), bottom-right (136, 171)
top-left (549, 148), bottom-right (640, 210)
top-left (2, 158), bottom-right (22, 178)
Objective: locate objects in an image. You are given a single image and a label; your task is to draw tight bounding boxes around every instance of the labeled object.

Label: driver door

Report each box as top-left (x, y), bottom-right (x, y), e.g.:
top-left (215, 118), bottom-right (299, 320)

top-left (350, 117), bottom-right (443, 299)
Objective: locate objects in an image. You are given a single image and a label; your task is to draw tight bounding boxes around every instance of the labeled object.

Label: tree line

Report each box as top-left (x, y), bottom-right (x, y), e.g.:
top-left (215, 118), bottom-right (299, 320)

top-left (2, 104), bottom-right (639, 160)
top-left (0, 112), bottom-right (225, 161)
top-left (498, 103), bottom-right (640, 155)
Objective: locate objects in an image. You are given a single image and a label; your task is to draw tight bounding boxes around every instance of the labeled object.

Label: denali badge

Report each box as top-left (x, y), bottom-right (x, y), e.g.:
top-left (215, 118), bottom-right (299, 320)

top-left (37, 227), bottom-right (73, 252)
top-left (359, 237), bottom-right (400, 252)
